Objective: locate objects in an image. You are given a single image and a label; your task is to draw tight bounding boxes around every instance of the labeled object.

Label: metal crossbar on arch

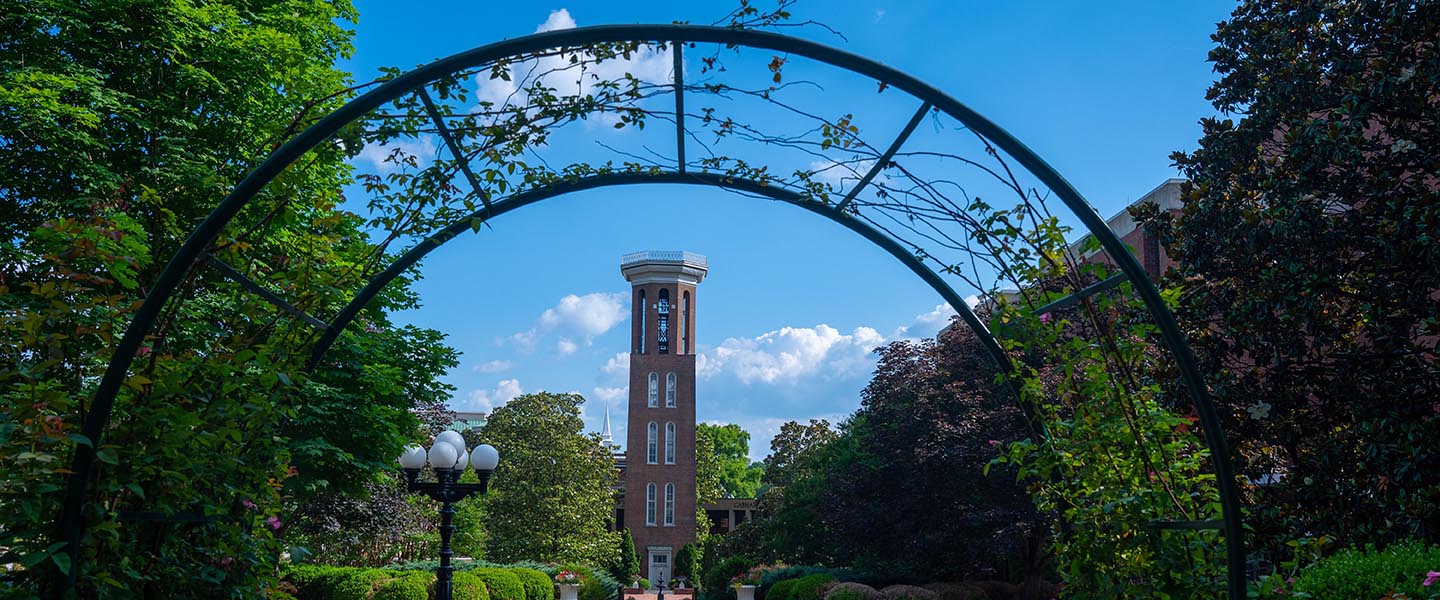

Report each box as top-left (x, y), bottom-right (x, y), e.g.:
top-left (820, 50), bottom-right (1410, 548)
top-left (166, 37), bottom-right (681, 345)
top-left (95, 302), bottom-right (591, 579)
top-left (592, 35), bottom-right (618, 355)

top-left (54, 24), bottom-right (1246, 598)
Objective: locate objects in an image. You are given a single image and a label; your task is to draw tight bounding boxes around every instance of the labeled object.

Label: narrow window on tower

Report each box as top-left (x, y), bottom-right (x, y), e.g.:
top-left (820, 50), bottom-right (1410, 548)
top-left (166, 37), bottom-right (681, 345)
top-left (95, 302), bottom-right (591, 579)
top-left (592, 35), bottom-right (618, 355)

top-left (682, 292), bottom-right (690, 354)
top-left (648, 372), bottom-right (659, 407)
top-left (638, 290), bottom-right (646, 354)
top-left (656, 289), bottom-right (670, 354)
top-left (647, 422), bottom-right (658, 464)
top-left (665, 372), bottom-right (676, 407)
top-left (664, 422), bottom-right (676, 464)
top-left (664, 483), bottom-right (676, 526)
top-left (646, 483), bottom-right (657, 526)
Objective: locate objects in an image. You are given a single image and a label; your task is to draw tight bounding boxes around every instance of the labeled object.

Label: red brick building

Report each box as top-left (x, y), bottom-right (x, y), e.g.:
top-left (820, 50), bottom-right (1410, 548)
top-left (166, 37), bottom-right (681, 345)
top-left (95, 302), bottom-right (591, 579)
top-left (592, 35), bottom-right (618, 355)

top-left (618, 250), bottom-right (707, 585)
top-left (1066, 178), bottom-right (1185, 280)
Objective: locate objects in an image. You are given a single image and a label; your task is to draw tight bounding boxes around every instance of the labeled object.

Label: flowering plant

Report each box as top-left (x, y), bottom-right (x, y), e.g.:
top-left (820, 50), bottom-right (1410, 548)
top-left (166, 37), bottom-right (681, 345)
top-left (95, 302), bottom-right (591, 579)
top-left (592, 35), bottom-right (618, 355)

top-left (730, 566), bottom-right (765, 587)
top-left (555, 571), bottom-right (581, 586)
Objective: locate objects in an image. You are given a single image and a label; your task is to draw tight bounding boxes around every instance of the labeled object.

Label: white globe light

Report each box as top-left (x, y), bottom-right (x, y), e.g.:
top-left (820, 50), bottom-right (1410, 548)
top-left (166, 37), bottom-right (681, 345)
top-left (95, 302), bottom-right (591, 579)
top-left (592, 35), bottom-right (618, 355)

top-left (434, 430), bottom-right (464, 450)
top-left (454, 447), bottom-right (470, 472)
top-left (397, 445), bottom-right (427, 469)
top-left (471, 444), bottom-right (499, 471)
top-left (428, 442), bottom-right (458, 471)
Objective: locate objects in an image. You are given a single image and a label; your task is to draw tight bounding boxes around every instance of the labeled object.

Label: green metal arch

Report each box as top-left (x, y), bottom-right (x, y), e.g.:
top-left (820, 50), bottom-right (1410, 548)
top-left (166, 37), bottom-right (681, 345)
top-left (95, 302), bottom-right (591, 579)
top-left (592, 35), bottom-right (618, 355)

top-left (55, 24), bottom-right (1245, 597)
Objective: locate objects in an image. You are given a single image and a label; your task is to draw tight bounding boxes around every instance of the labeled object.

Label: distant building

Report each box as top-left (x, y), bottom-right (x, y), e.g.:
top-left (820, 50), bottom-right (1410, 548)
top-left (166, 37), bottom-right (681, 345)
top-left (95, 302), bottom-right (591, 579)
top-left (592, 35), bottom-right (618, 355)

top-left (1065, 178), bottom-right (1185, 281)
top-left (617, 250), bottom-right (707, 585)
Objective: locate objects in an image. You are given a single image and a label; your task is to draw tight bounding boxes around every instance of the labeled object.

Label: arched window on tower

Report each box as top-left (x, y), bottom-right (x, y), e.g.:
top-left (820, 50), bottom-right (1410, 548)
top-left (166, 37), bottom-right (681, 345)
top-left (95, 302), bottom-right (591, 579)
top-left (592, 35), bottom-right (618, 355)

top-left (646, 483), bottom-right (657, 526)
top-left (682, 292), bottom-right (690, 354)
top-left (664, 422), bottom-right (676, 464)
top-left (665, 373), bottom-right (676, 407)
top-left (664, 483), bottom-right (676, 526)
top-left (647, 422), bottom-right (658, 464)
top-left (648, 372), bottom-right (659, 407)
top-left (657, 289), bottom-right (670, 354)
top-left (637, 289), bottom-right (646, 354)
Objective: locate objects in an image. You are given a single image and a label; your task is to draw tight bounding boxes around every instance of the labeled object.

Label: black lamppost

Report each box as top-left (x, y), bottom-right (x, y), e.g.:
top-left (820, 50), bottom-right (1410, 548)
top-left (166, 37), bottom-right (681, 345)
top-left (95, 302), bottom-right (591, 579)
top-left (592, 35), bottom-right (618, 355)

top-left (397, 430), bottom-right (499, 600)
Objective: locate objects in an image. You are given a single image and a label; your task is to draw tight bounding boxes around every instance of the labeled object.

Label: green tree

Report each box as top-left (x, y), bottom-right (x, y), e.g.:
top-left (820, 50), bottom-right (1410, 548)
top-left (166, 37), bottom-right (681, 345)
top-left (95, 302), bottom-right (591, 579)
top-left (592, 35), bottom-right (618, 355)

top-left (697, 424), bottom-right (764, 498)
top-left (479, 393), bottom-right (620, 565)
top-left (613, 529), bottom-right (640, 582)
top-left (760, 419), bottom-right (838, 490)
top-left (0, 0), bottom-right (468, 594)
top-left (1141, 0), bottom-right (1440, 559)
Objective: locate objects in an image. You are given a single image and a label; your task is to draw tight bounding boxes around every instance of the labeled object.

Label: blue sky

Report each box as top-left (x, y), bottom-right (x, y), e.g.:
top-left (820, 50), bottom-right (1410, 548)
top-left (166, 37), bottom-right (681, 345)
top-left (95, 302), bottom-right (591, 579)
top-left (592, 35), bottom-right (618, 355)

top-left (339, 1), bottom-right (1235, 461)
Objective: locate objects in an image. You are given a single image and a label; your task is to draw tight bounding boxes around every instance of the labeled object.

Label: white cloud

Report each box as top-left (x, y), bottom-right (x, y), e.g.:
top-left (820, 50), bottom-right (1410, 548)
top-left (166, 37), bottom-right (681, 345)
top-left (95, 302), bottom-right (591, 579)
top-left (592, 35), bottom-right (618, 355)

top-left (356, 136), bottom-right (438, 173)
top-left (475, 9), bottom-right (673, 121)
top-left (506, 292), bottom-right (629, 354)
top-left (539, 293), bottom-right (628, 337)
top-left (698, 324), bottom-right (886, 385)
top-left (465, 378), bottom-right (523, 412)
top-left (601, 352), bottom-right (630, 376)
top-left (537, 8), bottom-right (576, 32)
top-left (472, 359), bottom-right (512, 373)
top-left (592, 386), bottom-right (627, 402)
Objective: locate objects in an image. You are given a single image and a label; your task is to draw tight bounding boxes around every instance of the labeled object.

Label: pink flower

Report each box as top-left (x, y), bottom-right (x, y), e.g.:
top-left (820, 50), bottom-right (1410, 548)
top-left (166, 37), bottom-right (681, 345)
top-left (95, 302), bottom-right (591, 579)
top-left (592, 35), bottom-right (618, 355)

top-left (1423, 571), bottom-right (1440, 586)
top-left (1038, 313), bottom-right (1052, 324)
top-left (988, 439), bottom-right (1000, 447)
top-left (267, 516), bottom-right (282, 531)
top-left (242, 499), bottom-right (257, 511)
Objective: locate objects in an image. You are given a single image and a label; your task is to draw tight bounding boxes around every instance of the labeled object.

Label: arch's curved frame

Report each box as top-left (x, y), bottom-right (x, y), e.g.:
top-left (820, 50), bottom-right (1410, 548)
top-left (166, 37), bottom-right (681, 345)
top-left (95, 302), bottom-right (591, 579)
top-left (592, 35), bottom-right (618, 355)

top-left (56, 24), bottom-right (1244, 597)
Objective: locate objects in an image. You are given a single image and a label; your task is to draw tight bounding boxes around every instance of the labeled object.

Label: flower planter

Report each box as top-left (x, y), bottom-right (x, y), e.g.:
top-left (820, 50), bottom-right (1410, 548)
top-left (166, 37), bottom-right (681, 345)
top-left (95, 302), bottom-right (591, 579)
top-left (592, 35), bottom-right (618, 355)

top-left (557, 583), bottom-right (580, 600)
top-left (736, 585), bottom-right (757, 600)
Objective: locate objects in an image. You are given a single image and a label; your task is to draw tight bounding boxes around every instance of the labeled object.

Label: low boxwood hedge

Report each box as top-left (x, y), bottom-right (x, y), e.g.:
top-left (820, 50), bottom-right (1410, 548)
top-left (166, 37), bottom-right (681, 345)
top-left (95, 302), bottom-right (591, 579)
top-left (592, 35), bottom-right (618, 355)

top-left (1291, 540), bottom-right (1440, 600)
top-left (373, 572), bottom-right (433, 600)
top-left (334, 569), bottom-right (392, 600)
top-left (472, 567), bottom-right (527, 600)
top-left (454, 572), bottom-right (493, 600)
top-left (510, 567), bottom-right (553, 600)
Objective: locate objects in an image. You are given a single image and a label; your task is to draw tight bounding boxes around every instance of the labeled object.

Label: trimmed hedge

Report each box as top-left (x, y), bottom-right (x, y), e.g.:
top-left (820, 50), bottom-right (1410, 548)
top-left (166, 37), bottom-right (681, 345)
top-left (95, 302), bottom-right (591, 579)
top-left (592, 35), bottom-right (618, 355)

top-left (765, 579), bottom-right (799, 600)
top-left (1292, 540), bottom-right (1440, 600)
top-left (374, 572), bottom-right (432, 600)
top-left (824, 583), bottom-right (881, 600)
top-left (287, 565), bottom-right (363, 600)
top-left (472, 567), bottom-right (527, 600)
top-left (788, 574), bottom-right (837, 600)
top-left (511, 568), bottom-right (553, 600)
top-left (877, 585), bottom-right (935, 600)
top-left (455, 572), bottom-right (493, 600)
top-left (334, 569), bottom-right (392, 600)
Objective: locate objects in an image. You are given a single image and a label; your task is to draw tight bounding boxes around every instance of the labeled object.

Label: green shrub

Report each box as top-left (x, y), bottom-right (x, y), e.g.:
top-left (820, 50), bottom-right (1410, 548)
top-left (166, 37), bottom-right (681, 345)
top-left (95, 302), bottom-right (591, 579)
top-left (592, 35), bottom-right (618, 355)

top-left (567, 564), bottom-right (617, 600)
top-left (638, 579), bottom-right (652, 590)
top-left (511, 568), bottom-right (553, 600)
top-left (758, 567), bottom-right (832, 600)
top-left (703, 556), bottom-right (753, 600)
top-left (765, 579), bottom-right (799, 600)
top-left (1292, 540), bottom-right (1440, 600)
top-left (373, 572), bottom-right (432, 600)
top-left (676, 544), bottom-right (701, 581)
top-left (287, 565), bottom-right (363, 600)
top-left (334, 569), bottom-right (392, 600)
top-left (788, 574), bottom-right (837, 600)
top-left (472, 567), bottom-right (527, 600)
top-left (454, 572), bottom-right (493, 600)
top-left (877, 585), bottom-right (935, 600)
top-left (824, 583), bottom-right (881, 600)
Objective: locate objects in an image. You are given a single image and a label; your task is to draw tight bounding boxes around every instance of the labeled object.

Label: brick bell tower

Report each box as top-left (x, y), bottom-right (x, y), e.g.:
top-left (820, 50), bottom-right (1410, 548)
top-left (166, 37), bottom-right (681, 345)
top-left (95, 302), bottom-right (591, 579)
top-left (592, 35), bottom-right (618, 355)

top-left (620, 250), bottom-right (707, 586)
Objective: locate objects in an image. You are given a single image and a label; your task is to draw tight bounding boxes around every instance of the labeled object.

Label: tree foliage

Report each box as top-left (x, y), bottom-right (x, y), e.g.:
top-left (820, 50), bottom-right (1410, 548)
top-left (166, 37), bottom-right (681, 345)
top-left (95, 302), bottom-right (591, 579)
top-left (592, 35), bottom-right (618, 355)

top-left (1140, 0), bottom-right (1440, 559)
top-left (479, 393), bottom-right (620, 566)
top-left (0, 0), bottom-right (463, 595)
top-left (745, 328), bottom-right (1044, 580)
top-left (698, 424), bottom-right (764, 499)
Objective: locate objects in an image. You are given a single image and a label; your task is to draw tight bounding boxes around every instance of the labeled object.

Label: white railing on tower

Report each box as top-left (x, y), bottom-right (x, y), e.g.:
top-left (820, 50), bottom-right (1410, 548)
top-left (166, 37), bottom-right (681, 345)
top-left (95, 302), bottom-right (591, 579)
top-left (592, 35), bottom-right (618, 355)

top-left (620, 250), bottom-right (708, 267)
